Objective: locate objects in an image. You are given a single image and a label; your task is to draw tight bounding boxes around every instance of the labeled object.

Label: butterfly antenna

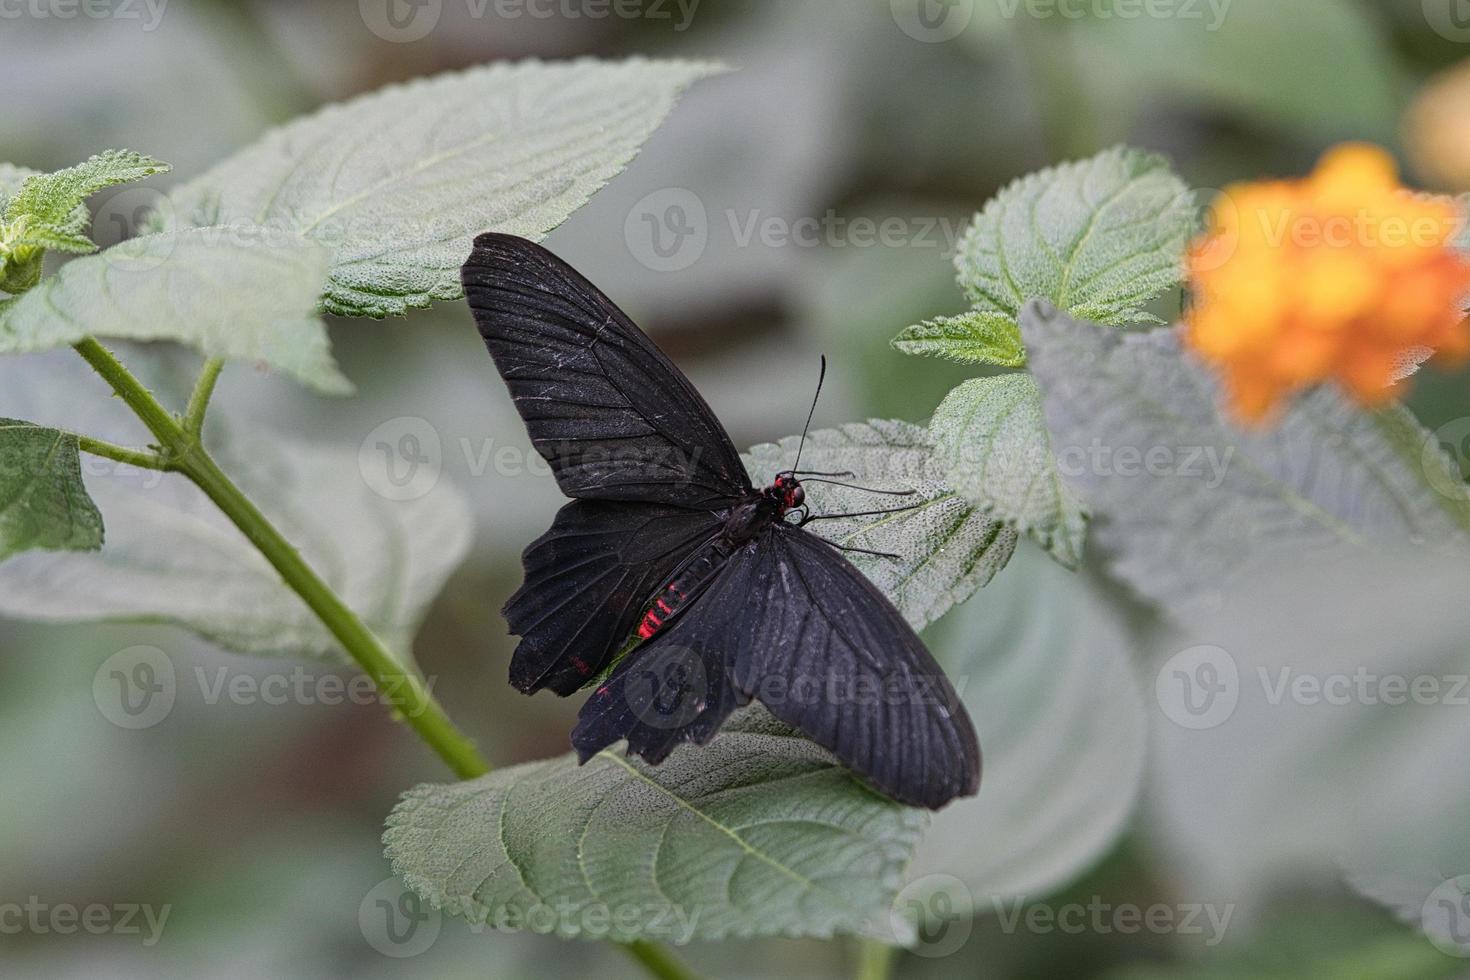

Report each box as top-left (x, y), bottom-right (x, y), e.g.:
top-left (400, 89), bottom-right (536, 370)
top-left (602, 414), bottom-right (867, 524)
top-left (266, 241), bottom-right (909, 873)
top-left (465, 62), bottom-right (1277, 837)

top-left (790, 355), bottom-right (827, 476)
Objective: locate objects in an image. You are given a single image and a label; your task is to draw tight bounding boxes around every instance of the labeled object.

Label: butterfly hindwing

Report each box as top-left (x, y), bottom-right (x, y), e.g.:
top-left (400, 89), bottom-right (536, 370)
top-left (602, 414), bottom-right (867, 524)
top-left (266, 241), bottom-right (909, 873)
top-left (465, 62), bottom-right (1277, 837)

top-left (462, 233), bottom-right (751, 507)
top-left (572, 526), bottom-right (980, 809)
top-left (505, 500), bottom-right (722, 696)
top-left (571, 540), bottom-right (760, 764)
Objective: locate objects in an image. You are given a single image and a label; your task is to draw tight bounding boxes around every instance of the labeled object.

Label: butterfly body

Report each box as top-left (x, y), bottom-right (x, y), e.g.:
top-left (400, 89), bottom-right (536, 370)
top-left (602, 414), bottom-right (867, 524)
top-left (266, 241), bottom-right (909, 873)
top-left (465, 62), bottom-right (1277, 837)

top-left (463, 233), bottom-right (980, 810)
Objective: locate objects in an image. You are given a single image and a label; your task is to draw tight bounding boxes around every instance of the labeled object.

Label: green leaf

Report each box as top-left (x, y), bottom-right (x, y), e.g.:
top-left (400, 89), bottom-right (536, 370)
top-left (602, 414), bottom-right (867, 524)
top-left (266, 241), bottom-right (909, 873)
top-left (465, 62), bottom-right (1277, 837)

top-left (5, 150), bottom-right (168, 227)
top-left (0, 419), bottom-right (103, 562)
top-left (907, 544), bottom-right (1146, 910)
top-left (0, 228), bottom-right (350, 395)
top-left (1020, 302), bottom-right (1470, 613)
top-left (928, 374), bottom-right (1088, 568)
top-left (954, 146), bottom-right (1194, 326)
top-left (159, 59), bottom-right (722, 318)
top-left (1148, 554), bottom-right (1470, 915)
top-left (2, 150), bottom-right (169, 255)
top-left (0, 433), bottom-right (471, 664)
top-left (384, 707), bottom-right (926, 944)
top-left (742, 419), bottom-right (1019, 630)
top-left (891, 311), bottom-right (1026, 367)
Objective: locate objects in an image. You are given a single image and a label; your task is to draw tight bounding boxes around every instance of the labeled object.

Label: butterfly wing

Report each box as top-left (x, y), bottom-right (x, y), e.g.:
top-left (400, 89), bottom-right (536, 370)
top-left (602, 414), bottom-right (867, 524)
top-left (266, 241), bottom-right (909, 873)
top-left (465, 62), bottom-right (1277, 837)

top-left (572, 526), bottom-right (981, 810)
top-left (505, 500), bottom-right (723, 696)
top-left (571, 539), bottom-right (760, 765)
top-left (462, 233), bottom-right (752, 507)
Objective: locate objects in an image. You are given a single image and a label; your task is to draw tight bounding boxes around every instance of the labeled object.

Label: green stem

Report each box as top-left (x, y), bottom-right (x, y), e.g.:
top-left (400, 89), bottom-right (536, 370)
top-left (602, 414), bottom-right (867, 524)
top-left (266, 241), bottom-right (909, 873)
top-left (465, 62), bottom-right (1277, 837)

top-left (71, 337), bottom-right (703, 980)
top-left (74, 434), bottom-right (174, 472)
top-left (184, 357), bottom-right (224, 439)
top-left (623, 940), bottom-right (701, 980)
top-left (855, 939), bottom-right (895, 980)
top-left (72, 337), bottom-right (488, 781)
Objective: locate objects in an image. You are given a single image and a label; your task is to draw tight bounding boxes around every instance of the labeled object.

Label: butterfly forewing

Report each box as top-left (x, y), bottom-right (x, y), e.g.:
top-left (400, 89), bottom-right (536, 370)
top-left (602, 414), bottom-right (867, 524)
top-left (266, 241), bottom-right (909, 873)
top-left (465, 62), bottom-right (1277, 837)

top-left (462, 233), bottom-right (751, 507)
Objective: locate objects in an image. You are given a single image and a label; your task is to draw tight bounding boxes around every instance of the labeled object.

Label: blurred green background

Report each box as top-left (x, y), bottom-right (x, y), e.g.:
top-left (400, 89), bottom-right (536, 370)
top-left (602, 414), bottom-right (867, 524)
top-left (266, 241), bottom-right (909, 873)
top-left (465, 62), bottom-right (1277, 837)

top-left (4, 1), bottom-right (1470, 977)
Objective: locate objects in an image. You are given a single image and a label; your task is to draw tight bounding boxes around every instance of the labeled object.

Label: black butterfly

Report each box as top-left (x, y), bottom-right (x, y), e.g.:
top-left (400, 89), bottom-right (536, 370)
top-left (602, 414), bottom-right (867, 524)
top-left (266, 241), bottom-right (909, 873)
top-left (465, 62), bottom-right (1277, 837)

top-left (462, 233), bottom-right (980, 809)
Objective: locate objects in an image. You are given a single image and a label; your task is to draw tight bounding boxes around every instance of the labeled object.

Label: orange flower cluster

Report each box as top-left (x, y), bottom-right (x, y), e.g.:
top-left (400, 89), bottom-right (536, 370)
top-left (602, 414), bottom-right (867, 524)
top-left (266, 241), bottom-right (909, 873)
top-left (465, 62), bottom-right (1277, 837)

top-left (1185, 144), bottom-right (1470, 423)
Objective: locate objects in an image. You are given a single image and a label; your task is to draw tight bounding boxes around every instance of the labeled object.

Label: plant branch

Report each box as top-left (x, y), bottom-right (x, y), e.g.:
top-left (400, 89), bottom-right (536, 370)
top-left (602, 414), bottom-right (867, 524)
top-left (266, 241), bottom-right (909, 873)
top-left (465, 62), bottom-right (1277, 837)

top-left (623, 940), bottom-right (701, 980)
top-left (71, 336), bottom-right (703, 980)
top-left (74, 434), bottom-right (175, 471)
top-left (855, 939), bottom-right (895, 980)
top-left (184, 356), bottom-right (225, 439)
top-left (72, 336), bottom-right (489, 781)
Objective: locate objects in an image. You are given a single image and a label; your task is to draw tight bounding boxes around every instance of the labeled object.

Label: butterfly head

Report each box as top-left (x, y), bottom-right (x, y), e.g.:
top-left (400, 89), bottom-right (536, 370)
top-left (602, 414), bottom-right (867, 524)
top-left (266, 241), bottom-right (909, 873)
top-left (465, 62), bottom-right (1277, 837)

top-left (767, 471), bottom-right (805, 512)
